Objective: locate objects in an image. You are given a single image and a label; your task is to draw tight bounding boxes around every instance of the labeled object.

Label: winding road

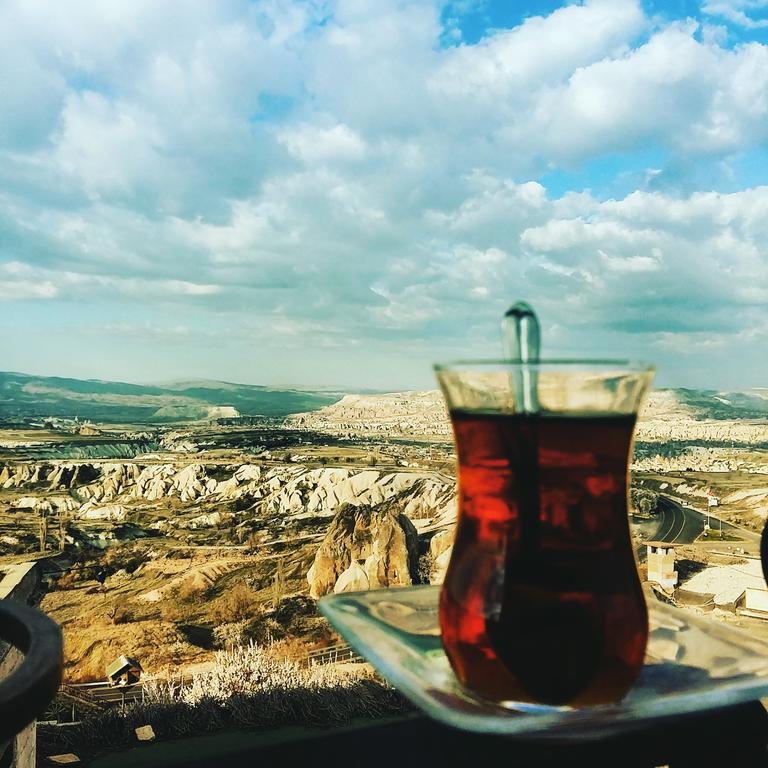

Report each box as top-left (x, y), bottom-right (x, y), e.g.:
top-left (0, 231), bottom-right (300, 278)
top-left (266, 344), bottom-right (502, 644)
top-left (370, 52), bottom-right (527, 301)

top-left (635, 495), bottom-right (760, 549)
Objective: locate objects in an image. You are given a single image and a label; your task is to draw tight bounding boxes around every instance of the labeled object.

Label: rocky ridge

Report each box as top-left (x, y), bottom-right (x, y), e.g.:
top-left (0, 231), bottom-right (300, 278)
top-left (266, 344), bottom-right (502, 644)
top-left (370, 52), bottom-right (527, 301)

top-left (636, 420), bottom-right (768, 444)
top-left (634, 449), bottom-right (768, 474)
top-left (286, 391), bottom-right (449, 436)
top-left (286, 389), bottom-right (768, 447)
top-left (0, 460), bottom-right (456, 531)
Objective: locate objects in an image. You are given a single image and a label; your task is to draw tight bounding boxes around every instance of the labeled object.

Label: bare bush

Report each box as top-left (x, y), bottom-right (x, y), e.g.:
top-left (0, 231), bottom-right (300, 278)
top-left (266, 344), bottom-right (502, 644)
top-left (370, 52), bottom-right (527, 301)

top-left (176, 579), bottom-right (206, 603)
top-left (160, 600), bottom-right (187, 624)
top-left (179, 643), bottom-right (304, 704)
top-left (103, 545), bottom-right (147, 575)
top-left (211, 584), bottom-right (260, 624)
top-left (55, 571), bottom-right (80, 591)
top-left (267, 636), bottom-right (312, 661)
top-left (417, 552), bottom-right (435, 585)
top-left (213, 621), bottom-right (248, 650)
top-left (38, 642), bottom-right (411, 758)
top-left (106, 604), bottom-right (133, 625)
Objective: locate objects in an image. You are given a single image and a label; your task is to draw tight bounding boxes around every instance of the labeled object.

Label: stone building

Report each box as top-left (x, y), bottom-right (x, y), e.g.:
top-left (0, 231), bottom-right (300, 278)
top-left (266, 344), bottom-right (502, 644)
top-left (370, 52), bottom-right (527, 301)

top-left (646, 542), bottom-right (678, 590)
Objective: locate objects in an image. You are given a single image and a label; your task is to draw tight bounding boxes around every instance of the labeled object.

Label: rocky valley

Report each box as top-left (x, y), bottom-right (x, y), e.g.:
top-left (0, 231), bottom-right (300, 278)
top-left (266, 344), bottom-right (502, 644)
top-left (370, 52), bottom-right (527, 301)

top-left (0, 453), bottom-right (456, 680)
top-left (2, 375), bottom-right (768, 691)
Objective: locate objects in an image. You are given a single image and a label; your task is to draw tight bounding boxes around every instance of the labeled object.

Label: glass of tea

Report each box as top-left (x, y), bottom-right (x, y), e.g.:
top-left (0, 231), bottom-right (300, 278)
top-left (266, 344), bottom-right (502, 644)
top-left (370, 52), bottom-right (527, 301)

top-left (434, 360), bottom-right (655, 707)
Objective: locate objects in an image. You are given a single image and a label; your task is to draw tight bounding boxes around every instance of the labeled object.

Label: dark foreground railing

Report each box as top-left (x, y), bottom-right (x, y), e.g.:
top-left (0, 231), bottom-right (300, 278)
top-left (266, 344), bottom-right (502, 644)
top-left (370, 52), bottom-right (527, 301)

top-left (0, 601), bottom-right (63, 745)
top-left (80, 702), bottom-right (768, 768)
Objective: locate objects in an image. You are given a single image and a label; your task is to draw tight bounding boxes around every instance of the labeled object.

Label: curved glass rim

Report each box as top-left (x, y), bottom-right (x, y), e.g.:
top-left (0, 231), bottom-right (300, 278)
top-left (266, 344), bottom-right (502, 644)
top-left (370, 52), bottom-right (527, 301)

top-left (433, 358), bottom-right (655, 372)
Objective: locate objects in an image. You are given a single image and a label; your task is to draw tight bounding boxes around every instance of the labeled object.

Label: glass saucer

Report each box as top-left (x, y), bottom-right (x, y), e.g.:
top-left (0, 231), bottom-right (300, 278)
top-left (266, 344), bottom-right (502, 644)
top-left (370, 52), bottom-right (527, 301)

top-left (319, 585), bottom-right (768, 741)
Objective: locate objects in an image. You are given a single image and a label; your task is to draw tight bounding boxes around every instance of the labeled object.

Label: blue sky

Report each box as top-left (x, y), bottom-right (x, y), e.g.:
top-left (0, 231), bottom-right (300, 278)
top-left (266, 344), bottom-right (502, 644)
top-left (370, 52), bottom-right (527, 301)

top-left (1, 0), bottom-right (768, 390)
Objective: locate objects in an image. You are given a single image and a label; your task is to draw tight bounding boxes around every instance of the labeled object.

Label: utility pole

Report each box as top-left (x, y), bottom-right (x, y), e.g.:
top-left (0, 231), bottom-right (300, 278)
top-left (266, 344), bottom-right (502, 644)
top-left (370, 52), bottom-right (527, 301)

top-left (39, 512), bottom-right (48, 554)
top-left (58, 511), bottom-right (67, 551)
top-left (273, 558), bottom-right (285, 609)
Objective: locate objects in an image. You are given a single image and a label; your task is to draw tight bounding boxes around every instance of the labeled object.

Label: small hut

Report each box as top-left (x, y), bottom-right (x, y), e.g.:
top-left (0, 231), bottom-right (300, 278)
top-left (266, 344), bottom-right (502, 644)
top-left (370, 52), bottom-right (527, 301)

top-left (736, 589), bottom-right (768, 620)
top-left (646, 542), bottom-right (678, 589)
top-left (106, 655), bottom-right (143, 686)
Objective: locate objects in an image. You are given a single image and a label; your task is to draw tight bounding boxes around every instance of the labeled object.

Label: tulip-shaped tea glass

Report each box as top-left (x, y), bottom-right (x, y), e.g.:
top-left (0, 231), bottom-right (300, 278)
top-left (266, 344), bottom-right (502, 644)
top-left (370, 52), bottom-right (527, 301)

top-left (435, 360), bottom-right (655, 707)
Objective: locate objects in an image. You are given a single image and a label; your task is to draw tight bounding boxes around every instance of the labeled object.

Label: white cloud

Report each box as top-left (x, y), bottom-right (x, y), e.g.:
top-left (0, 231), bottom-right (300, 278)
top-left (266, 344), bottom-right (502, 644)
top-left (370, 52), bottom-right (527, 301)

top-left (0, 282), bottom-right (57, 301)
top-left (278, 123), bottom-right (367, 163)
top-left (0, 0), bottom-right (767, 387)
top-left (494, 22), bottom-right (768, 160)
top-left (0, 262), bottom-right (58, 300)
top-left (53, 92), bottom-right (164, 197)
top-left (702, 1), bottom-right (768, 28)
top-left (430, 0), bottom-right (646, 99)
top-left (599, 251), bottom-right (662, 273)
top-left (0, 260), bottom-right (219, 302)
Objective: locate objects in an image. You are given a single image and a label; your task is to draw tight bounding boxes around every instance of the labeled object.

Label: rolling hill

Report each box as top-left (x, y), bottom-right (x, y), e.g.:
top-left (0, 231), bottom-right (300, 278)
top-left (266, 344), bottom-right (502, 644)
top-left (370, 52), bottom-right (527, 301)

top-left (0, 371), bottom-right (343, 423)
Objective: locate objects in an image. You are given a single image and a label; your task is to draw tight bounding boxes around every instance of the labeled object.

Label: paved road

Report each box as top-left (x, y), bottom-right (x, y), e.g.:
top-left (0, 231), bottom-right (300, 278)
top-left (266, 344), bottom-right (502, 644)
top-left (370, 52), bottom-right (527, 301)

top-left (649, 496), bottom-right (705, 544)
top-left (636, 495), bottom-right (760, 548)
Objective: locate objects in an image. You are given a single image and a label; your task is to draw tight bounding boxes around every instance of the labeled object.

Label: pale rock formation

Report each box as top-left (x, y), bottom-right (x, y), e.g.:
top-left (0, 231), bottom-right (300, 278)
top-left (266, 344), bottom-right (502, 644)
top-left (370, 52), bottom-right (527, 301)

top-left (286, 391), bottom-right (450, 436)
top-left (429, 529), bottom-right (454, 559)
top-left (425, 520), bottom-right (458, 585)
top-left (49, 497), bottom-right (78, 512)
top-left (104, 569), bottom-right (131, 588)
top-left (271, 468), bottom-right (454, 521)
top-left (78, 504), bottom-right (127, 521)
top-left (49, 464), bottom-right (101, 490)
top-left (1, 462), bottom-right (456, 532)
top-left (286, 388), bottom-right (768, 446)
top-left (633, 449), bottom-right (768, 474)
top-left (138, 560), bottom-right (242, 603)
top-left (160, 432), bottom-right (199, 453)
top-left (636, 419), bottom-right (768, 444)
top-left (153, 405), bottom-right (239, 421)
top-left (235, 464), bottom-right (261, 482)
top-left (2, 464), bottom-right (38, 488)
top-left (171, 464), bottom-right (207, 502)
top-left (135, 464), bottom-right (175, 501)
top-left (13, 497), bottom-right (41, 510)
top-left (182, 510), bottom-right (228, 529)
top-left (721, 488), bottom-right (768, 520)
top-left (431, 547), bottom-right (452, 585)
top-left (333, 560), bottom-right (369, 593)
top-left (307, 504), bottom-right (419, 599)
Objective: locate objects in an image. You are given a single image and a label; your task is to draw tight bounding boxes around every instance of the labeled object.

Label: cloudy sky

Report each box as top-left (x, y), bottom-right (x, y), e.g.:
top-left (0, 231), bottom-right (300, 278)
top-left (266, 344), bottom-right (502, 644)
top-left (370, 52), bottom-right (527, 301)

top-left (1, 0), bottom-right (768, 390)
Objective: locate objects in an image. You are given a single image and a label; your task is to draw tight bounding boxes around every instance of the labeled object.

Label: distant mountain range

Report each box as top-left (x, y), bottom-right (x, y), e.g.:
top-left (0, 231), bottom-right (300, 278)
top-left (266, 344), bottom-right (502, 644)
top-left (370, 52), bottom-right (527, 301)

top-left (645, 387), bottom-right (768, 421)
top-left (0, 371), bottom-right (343, 423)
top-left (2, 370), bottom-right (767, 427)
top-left (285, 386), bottom-right (768, 438)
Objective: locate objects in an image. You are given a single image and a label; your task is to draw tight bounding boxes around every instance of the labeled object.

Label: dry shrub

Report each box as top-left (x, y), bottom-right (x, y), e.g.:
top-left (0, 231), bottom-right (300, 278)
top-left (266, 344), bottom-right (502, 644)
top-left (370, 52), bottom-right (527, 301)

top-left (38, 643), bottom-right (412, 757)
top-left (107, 604), bottom-right (133, 625)
top-left (211, 584), bottom-right (261, 624)
top-left (267, 636), bottom-right (312, 661)
top-left (55, 571), bottom-right (80, 590)
top-left (213, 621), bottom-right (248, 650)
top-left (103, 545), bottom-right (146, 574)
top-left (417, 552), bottom-right (435, 584)
top-left (177, 579), bottom-right (206, 603)
top-left (160, 600), bottom-right (187, 624)
top-left (244, 616), bottom-right (283, 645)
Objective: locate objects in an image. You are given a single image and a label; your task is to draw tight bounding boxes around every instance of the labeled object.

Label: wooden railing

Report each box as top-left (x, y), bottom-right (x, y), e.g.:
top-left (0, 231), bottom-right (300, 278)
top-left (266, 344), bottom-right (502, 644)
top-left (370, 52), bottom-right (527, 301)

top-left (62, 642), bottom-right (362, 711)
top-left (295, 643), bottom-right (360, 667)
